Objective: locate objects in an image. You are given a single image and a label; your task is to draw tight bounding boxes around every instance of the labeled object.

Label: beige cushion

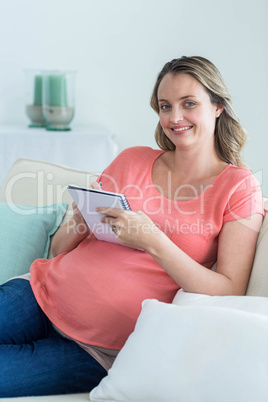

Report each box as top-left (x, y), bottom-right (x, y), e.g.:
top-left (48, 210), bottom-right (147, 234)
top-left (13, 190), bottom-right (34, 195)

top-left (0, 393), bottom-right (88, 402)
top-left (246, 211), bottom-right (268, 296)
top-left (0, 158), bottom-right (99, 258)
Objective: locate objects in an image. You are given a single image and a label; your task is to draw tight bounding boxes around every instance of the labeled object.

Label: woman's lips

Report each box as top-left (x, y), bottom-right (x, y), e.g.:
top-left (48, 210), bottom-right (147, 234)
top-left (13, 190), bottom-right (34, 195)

top-left (171, 126), bottom-right (193, 133)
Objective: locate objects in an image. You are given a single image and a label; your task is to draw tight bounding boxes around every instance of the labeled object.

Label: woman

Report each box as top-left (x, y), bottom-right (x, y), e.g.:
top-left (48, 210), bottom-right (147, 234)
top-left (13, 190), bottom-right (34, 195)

top-left (0, 56), bottom-right (264, 397)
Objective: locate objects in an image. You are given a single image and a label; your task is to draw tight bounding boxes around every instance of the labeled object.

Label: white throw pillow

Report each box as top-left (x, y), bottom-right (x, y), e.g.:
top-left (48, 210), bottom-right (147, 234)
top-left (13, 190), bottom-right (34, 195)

top-left (89, 299), bottom-right (268, 402)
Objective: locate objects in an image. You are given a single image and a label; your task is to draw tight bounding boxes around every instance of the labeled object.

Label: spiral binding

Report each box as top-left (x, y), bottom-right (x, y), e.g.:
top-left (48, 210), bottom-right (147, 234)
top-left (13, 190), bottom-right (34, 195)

top-left (120, 195), bottom-right (131, 210)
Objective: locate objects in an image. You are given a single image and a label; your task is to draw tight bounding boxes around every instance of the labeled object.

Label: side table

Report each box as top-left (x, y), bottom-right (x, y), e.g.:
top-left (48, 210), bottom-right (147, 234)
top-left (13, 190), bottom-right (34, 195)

top-left (0, 125), bottom-right (119, 184)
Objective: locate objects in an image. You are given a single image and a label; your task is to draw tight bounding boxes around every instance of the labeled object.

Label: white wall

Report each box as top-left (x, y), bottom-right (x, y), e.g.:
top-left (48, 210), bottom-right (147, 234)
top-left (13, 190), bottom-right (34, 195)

top-left (0, 0), bottom-right (267, 192)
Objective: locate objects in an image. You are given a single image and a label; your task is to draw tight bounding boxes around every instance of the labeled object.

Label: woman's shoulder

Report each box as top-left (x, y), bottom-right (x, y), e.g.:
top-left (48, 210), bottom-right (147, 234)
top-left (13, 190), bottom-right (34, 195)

top-left (117, 146), bottom-right (163, 160)
top-left (101, 146), bottom-right (164, 176)
top-left (224, 164), bottom-right (251, 177)
top-left (219, 165), bottom-right (262, 196)
top-left (221, 165), bottom-right (257, 183)
top-left (220, 166), bottom-right (264, 222)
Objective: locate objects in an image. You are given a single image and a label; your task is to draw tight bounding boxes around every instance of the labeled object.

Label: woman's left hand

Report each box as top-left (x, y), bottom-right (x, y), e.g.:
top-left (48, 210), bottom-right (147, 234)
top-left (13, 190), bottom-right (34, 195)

top-left (96, 207), bottom-right (162, 251)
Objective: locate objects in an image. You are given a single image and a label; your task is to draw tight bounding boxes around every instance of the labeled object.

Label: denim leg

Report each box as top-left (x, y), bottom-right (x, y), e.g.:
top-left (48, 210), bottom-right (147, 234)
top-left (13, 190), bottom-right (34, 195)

top-left (0, 279), bottom-right (107, 397)
top-left (0, 334), bottom-right (107, 397)
top-left (0, 278), bottom-right (53, 344)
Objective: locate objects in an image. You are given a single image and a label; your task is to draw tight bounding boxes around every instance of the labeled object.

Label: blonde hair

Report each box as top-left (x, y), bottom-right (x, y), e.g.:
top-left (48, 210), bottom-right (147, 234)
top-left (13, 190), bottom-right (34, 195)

top-left (150, 56), bottom-right (248, 168)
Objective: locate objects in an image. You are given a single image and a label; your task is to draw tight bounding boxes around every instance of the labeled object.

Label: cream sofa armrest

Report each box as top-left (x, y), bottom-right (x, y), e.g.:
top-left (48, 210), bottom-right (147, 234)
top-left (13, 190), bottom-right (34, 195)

top-left (0, 158), bottom-right (100, 258)
top-left (246, 209), bottom-right (268, 297)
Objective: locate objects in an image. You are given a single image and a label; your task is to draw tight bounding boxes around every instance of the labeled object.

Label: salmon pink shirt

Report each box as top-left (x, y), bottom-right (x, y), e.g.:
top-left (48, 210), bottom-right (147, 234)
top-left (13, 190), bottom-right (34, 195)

top-left (30, 147), bottom-right (264, 350)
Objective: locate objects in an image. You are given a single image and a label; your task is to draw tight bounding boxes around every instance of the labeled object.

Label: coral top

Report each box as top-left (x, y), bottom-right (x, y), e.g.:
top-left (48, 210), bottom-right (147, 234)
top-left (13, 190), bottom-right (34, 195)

top-left (30, 147), bottom-right (264, 350)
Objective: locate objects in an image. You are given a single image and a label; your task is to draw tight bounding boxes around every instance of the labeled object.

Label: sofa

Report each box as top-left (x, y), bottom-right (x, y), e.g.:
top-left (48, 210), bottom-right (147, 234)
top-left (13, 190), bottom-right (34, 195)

top-left (1, 158), bottom-right (268, 402)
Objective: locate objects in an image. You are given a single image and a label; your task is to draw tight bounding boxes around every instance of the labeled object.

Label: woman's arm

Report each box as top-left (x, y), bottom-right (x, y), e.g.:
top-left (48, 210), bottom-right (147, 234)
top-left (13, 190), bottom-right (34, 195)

top-left (51, 181), bottom-right (101, 257)
top-left (98, 208), bottom-right (263, 296)
top-left (51, 202), bottom-right (90, 257)
top-left (148, 214), bottom-right (263, 296)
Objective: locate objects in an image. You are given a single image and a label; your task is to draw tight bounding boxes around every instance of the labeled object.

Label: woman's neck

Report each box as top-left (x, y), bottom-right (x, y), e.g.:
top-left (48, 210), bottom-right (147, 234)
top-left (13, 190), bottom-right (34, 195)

top-left (171, 145), bottom-right (226, 182)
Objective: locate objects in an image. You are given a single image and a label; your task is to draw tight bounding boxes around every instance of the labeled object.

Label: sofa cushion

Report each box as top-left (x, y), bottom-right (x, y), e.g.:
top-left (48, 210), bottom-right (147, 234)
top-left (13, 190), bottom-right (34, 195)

top-left (173, 288), bottom-right (268, 313)
top-left (247, 210), bottom-right (268, 296)
top-left (0, 393), bottom-right (88, 401)
top-left (89, 298), bottom-right (268, 402)
top-left (0, 203), bottom-right (67, 285)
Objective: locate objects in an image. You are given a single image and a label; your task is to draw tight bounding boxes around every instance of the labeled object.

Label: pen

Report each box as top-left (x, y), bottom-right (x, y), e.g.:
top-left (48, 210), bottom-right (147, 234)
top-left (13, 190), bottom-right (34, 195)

top-left (99, 181), bottom-right (103, 189)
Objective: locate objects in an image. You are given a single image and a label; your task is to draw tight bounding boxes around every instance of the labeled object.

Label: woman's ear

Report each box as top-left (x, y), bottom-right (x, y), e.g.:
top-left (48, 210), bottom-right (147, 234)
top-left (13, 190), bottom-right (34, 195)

top-left (215, 105), bottom-right (224, 118)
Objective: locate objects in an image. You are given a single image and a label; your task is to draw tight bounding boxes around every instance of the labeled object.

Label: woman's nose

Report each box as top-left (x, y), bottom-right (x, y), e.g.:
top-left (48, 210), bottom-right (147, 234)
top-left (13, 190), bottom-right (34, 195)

top-left (170, 108), bottom-right (183, 123)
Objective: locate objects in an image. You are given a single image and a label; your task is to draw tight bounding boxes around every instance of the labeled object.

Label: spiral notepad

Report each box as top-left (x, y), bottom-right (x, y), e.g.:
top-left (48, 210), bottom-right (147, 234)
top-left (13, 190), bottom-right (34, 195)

top-left (68, 184), bottom-right (132, 246)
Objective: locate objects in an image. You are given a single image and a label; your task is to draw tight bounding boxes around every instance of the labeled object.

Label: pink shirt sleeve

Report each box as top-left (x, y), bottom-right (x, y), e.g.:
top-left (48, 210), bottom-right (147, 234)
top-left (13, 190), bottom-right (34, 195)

top-left (223, 173), bottom-right (264, 224)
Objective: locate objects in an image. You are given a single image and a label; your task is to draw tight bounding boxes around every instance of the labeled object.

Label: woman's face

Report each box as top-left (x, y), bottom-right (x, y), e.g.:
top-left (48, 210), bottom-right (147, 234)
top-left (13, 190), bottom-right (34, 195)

top-left (157, 73), bottom-right (222, 150)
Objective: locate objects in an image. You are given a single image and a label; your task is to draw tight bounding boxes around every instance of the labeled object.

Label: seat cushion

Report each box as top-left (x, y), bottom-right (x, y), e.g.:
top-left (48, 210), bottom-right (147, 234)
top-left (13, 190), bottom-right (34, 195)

top-left (0, 393), bottom-right (88, 401)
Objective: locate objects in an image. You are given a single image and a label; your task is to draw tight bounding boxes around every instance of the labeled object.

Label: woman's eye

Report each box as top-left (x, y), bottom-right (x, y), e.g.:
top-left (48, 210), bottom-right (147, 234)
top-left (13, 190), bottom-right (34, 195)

top-left (160, 104), bottom-right (171, 111)
top-left (185, 101), bottom-right (195, 107)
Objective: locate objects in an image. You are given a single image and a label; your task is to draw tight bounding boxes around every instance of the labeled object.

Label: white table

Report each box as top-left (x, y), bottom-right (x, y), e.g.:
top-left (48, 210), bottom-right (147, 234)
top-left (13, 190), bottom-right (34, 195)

top-left (0, 125), bottom-right (119, 184)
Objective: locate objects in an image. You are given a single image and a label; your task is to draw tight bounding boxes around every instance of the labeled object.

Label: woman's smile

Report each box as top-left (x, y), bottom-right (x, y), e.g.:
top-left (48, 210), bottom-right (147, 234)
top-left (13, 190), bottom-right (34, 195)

top-left (171, 125), bottom-right (193, 134)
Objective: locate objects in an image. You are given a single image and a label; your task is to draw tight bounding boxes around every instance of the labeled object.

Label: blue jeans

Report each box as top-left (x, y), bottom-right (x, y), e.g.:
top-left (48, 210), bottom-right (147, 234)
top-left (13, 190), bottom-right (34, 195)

top-left (0, 279), bottom-right (107, 397)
